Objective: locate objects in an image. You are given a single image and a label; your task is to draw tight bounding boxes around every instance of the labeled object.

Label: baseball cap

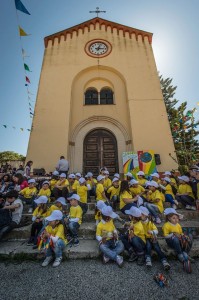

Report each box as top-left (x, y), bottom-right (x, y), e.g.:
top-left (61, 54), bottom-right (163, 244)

top-left (125, 172), bottom-right (133, 178)
top-left (76, 173), bottom-right (82, 177)
top-left (162, 177), bottom-right (171, 183)
top-left (163, 171), bottom-right (171, 176)
top-left (56, 197), bottom-right (66, 206)
top-left (96, 200), bottom-right (106, 211)
top-left (97, 175), bottom-right (105, 182)
top-left (137, 171), bottom-right (145, 176)
top-left (178, 175), bottom-right (189, 183)
top-left (52, 171), bottom-right (59, 176)
top-left (125, 206), bottom-right (141, 217)
top-left (67, 194), bottom-right (80, 201)
top-left (150, 173), bottom-right (160, 178)
top-left (129, 179), bottom-right (139, 186)
top-left (164, 208), bottom-right (180, 216)
top-left (42, 180), bottom-right (49, 185)
top-left (104, 170), bottom-right (109, 175)
top-left (148, 180), bottom-right (159, 188)
top-left (68, 174), bottom-right (76, 179)
top-left (60, 173), bottom-right (66, 178)
top-left (101, 206), bottom-right (118, 219)
top-left (86, 172), bottom-right (93, 177)
top-left (114, 173), bottom-right (120, 179)
top-left (45, 210), bottom-right (63, 221)
top-left (139, 206), bottom-right (150, 216)
top-left (79, 177), bottom-right (86, 184)
top-left (34, 196), bottom-right (48, 204)
top-left (28, 179), bottom-right (36, 184)
top-left (112, 177), bottom-right (119, 183)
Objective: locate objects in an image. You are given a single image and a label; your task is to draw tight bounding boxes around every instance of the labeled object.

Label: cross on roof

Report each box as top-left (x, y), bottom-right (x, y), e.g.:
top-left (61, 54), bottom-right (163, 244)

top-left (89, 7), bottom-right (106, 17)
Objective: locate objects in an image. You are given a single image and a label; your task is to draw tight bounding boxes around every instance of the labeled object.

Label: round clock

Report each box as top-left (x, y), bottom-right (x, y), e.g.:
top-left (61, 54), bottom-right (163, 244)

top-left (85, 39), bottom-right (112, 58)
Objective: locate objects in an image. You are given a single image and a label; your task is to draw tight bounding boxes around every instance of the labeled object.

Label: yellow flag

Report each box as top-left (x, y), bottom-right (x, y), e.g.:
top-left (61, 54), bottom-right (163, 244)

top-left (19, 26), bottom-right (28, 36)
top-left (20, 128), bottom-right (24, 131)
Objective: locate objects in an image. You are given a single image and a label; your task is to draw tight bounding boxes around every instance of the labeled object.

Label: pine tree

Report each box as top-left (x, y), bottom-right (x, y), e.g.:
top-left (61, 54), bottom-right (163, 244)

top-left (160, 76), bottom-right (199, 172)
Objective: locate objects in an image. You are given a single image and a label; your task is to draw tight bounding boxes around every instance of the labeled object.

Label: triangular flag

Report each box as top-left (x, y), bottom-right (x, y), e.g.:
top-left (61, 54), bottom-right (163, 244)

top-left (25, 84), bottom-right (29, 86)
top-left (27, 90), bottom-right (34, 95)
top-left (25, 76), bottom-right (30, 83)
top-left (22, 48), bottom-right (29, 58)
top-left (19, 26), bottom-right (29, 36)
top-left (30, 112), bottom-right (34, 115)
top-left (27, 129), bottom-right (31, 131)
top-left (20, 128), bottom-right (24, 131)
top-left (3, 125), bottom-right (7, 128)
top-left (15, 0), bottom-right (30, 15)
top-left (24, 63), bottom-right (31, 72)
top-left (12, 126), bottom-right (16, 129)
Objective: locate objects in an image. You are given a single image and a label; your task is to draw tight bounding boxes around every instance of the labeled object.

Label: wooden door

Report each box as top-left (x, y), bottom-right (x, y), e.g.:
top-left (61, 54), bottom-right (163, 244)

top-left (83, 129), bottom-right (118, 177)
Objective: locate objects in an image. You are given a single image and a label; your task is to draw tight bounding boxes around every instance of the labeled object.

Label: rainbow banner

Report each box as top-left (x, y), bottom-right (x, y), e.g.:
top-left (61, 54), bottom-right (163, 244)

top-left (122, 150), bottom-right (157, 177)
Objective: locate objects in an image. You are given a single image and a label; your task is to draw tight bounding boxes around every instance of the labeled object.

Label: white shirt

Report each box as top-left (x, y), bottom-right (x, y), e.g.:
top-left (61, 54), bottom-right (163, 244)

top-left (56, 159), bottom-right (69, 172)
top-left (12, 199), bottom-right (23, 224)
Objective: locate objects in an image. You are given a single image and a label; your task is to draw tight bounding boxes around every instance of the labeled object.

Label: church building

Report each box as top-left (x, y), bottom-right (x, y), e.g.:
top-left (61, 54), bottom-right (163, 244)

top-left (26, 17), bottom-right (178, 175)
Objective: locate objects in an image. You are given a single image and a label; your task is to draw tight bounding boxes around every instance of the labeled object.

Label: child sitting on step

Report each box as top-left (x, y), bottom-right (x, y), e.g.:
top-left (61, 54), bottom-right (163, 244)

top-left (161, 177), bottom-right (178, 209)
top-left (41, 210), bottom-right (67, 267)
top-left (176, 176), bottom-right (196, 210)
top-left (162, 208), bottom-right (193, 267)
top-left (19, 179), bottom-right (37, 213)
top-left (139, 206), bottom-right (170, 270)
top-left (96, 205), bottom-right (124, 267)
top-left (136, 171), bottom-right (147, 187)
top-left (49, 197), bottom-right (67, 214)
top-left (37, 181), bottom-right (51, 202)
top-left (107, 177), bottom-right (120, 209)
top-left (50, 171), bottom-right (59, 196)
top-left (77, 177), bottom-right (91, 214)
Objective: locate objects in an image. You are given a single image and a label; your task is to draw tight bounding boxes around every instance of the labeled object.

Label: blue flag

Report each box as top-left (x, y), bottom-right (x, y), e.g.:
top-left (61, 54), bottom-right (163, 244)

top-left (15, 0), bottom-right (30, 15)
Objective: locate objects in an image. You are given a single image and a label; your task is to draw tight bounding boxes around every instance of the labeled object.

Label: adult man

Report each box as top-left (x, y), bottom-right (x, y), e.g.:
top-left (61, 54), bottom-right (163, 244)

top-left (56, 156), bottom-right (69, 176)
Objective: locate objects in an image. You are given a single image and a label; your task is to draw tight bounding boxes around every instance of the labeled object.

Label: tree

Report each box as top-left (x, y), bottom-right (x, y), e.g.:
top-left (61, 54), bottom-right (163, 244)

top-left (0, 151), bottom-right (25, 163)
top-left (160, 76), bottom-right (199, 172)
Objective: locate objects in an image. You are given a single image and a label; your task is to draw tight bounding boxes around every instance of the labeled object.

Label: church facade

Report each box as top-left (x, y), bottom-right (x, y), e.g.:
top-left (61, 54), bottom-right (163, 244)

top-left (26, 17), bottom-right (178, 175)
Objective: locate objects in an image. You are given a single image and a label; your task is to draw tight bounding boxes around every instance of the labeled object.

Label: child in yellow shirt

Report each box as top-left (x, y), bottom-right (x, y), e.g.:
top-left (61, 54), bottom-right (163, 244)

top-left (38, 181), bottom-right (51, 201)
top-left (107, 178), bottom-right (120, 209)
top-left (162, 208), bottom-right (193, 270)
top-left (150, 173), bottom-right (161, 184)
top-left (67, 194), bottom-right (83, 246)
top-left (96, 205), bottom-right (124, 267)
top-left (139, 206), bottom-right (170, 270)
top-left (77, 177), bottom-right (91, 214)
top-left (19, 178), bottom-right (37, 213)
top-left (176, 176), bottom-right (196, 210)
top-left (161, 177), bottom-right (178, 209)
top-left (136, 171), bottom-right (147, 187)
top-left (120, 206), bottom-right (146, 265)
top-left (119, 180), bottom-right (138, 214)
top-left (49, 197), bottom-right (67, 214)
top-left (53, 173), bottom-right (69, 200)
top-left (103, 170), bottom-right (112, 191)
top-left (41, 210), bottom-right (67, 267)
top-left (50, 171), bottom-right (59, 193)
top-left (86, 172), bottom-right (97, 198)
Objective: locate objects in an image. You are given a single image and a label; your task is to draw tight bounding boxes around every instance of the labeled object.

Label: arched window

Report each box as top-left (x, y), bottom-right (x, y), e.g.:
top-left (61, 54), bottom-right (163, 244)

top-left (100, 88), bottom-right (114, 104)
top-left (85, 88), bottom-right (98, 105)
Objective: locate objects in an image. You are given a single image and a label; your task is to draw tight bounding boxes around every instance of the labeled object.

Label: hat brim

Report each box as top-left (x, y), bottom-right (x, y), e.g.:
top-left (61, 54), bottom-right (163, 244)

top-left (56, 199), bottom-right (66, 205)
top-left (67, 196), bottom-right (80, 201)
top-left (34, 199), bottom-right (47, 204)
top-left (45, 215), bottom-right (62, 221)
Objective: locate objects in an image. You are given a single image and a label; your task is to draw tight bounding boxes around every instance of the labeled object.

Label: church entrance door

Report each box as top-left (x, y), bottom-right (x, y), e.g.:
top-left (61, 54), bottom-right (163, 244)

top-left (83, 129), bottom-right (119, 177)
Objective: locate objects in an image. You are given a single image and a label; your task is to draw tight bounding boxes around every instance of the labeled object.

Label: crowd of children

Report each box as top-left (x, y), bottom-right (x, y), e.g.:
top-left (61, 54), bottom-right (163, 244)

top-left (0, 165), bottom-right (198, 270)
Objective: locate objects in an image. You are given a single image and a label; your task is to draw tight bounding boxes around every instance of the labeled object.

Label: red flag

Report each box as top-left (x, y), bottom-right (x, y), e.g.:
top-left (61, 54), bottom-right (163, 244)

top-left (26, 76), bottom-right (30, 83)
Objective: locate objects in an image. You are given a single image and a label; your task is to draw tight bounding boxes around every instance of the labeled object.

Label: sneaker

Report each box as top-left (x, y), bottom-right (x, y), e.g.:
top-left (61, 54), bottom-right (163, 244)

top-left (190, 206), bottom-right (196, 211)
top-left (28, 208), bottom-right (33, 213)
top-left (103, 255), bottom-right (110, 264)
top-left (137, 255), bottom-right (145, 266)
top-left (27, 238), bottom-right (34, 246)
top-left (128, 253), bottom-right (138, 262)
top-left (42, 256), bottom-right (53, 267)
top-left (185, 205), bottom-right (191, 210)
top-left (155, 217), bottom-right (161, 224)
top-left (172, 204), bottom-right (177, 210)
top-left (52, 257), bottom-right (62, 267)
top-left (146, 257), bottom-right (152, 268)
top-left (116, 255), bottom-right (124, 268)
top-left (162, 259), bottom-right (171, 271)
top-left (177, 254), bottom-right (184, 263)
top-left (73, 238), bottom-right (79, 247)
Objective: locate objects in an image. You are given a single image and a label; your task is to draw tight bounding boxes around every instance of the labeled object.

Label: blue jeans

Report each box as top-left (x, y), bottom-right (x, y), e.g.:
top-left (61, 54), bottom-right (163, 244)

top-left (144, 202), bottom-right (160, 218)
top-left (146, 238), bottom-right (165, 261)
top-left (120, 234), bottom-right (145, 256)
top-left (99, 239), bottom-right (124, 261)
top-left (121, 203), bottom-right (136, 214)
top-left (46, 238), bottom-right (65, 258)
top-left (166, 236), bottom-right (183, 255)
top-left (176, 195), bottom-right (194, 207)
top-left (68, 221), bottom-right (80, 238)
top-left (165, 194), bottom-right (175, 205)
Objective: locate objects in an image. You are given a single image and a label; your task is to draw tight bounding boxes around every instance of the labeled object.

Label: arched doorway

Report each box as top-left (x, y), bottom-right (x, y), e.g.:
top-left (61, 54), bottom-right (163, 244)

top-left (83, 129), bottom-right (119, 176)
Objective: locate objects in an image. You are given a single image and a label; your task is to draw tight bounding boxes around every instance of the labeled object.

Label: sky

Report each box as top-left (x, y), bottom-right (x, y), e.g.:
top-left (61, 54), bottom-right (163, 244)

top-left (0, 0), bottom-right (199, 155)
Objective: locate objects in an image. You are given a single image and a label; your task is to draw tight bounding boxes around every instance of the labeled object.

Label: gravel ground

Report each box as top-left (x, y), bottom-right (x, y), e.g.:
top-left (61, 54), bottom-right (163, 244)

top-left (0, 259), bottom-right (198, 300)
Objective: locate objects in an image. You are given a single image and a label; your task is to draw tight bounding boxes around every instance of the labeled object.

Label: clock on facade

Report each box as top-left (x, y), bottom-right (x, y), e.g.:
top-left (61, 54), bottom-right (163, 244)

top-left (85, 39), bottom-right (112, 58)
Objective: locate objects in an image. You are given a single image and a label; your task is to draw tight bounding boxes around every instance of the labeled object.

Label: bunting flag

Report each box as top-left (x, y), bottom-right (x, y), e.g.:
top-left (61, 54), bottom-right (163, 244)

top-left (2, 125), bottom-right (31, 131)
top-left (19, 26), bottom-right (29, 36)
top-left (24, 63), bottom-right (31, 72)
top-left (15, 0), bottom-right (31, 15)
top-left (3, 125), bottom-right (7, 128)
top-left (20, 128), bottom-right (24, 131)
top-left (25, 76), bottom-right (30, 83)
top-left (22, 48), bottom-right (29, 58)
top-left (25, 84), bottom-right (29, 86)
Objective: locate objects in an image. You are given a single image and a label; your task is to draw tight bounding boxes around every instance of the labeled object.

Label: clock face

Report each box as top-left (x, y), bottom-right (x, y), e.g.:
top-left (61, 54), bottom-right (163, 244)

top-left (85, 39), bottom-right (112, 58)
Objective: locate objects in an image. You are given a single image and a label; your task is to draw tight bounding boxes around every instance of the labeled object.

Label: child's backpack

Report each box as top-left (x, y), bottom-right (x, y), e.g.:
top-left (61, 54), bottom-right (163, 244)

top-left (179, 234), bottom-right (192, 253)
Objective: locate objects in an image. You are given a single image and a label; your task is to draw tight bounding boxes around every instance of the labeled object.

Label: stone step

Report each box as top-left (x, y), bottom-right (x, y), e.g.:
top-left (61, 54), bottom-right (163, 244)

top-left (5, 220), bottom-right (199, 241)
top-left (0, 239), bottom-right (199, 260)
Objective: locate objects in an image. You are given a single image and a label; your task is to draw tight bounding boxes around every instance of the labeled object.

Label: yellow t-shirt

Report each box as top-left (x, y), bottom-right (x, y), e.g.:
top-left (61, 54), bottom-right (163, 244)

top-left (45, 224), bottom-right (67, 243)
top-left (50, 179), bottom-right (57, 191)
top-left (148, 190), bottom-right (164, 213)
top-left (20, 187), bottom-right (37, 198)
top-left (119, 190), bottom-right (132, 209)
top-left (162, 222), bottom-right (183, 237)
top-left (107, 186), bottom-right (120, 198)
top-left (103, 178), bottom-right (112, 189)
top-left (38, 188), bottom-right (51, 199)
top-left (72, 180), bottom-right (79, 191)
top-left (137, 178), bottom-right (147, 186)
top-left (170, 178), bottom-right (177, 189)
top-left (69, 205), bottom-right (83, 224)
top-left (130, 220), bottom-right (146, 243)
top-left (86, 178), bottom-right (97, 189)
top-left (33, 206), bottom-right (49, 218)
top-left (56, 179), bottom-right (69, 190)
top-left (77, 185), bottom-right (89, 203)
top-left (96, 220), bottom-right (116, 240)
top-left (96, 183), bottom-right (105, 201)
top-left (178, 184), bottom-right (195, 199)
top-left (48, 204), bottom-right (62, 214)
top-left (130, 185), bottom-right (145, 196)
top-left (141, 220), bottom-right (157, 238)
top-left (165, 184), bottom-right (174, 198)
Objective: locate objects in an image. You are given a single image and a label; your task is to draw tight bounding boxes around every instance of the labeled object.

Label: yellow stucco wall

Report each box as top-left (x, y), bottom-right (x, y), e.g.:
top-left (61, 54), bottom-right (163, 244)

top-left (26, 21), bottom-right (178, 173)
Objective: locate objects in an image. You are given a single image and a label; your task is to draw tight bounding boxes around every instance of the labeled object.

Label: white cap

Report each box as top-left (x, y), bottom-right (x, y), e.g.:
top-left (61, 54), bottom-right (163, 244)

top-left (42, 180), bottom-right (49, 185)
top-left (52, 171), bottom-right (59, 176)
top-left (148, 180), bottom-right (159, 188)
top-left (68, 174), bottom-right (75, 179)
top-left (101, 206), bottom-right (118, 219)
top-left (125, 206), bottom-right (141, 217)
top-left (34, 196), bottom-right (48, 204)
top-left (145, 181), bottom-right (151, 187)
top-left (96, 200), bottom-right (106, 211)
top-left (97, 175), bottom-right (105, 182)
top-left (125, 172), bottom-right (133, 178)
top-left (178, 175), bottom-right (189, 183)
top-left (164, 208), bottom-right (180, 216)
top-left (139, 206), bottom-right (150, 216)
top-left (112, 177), bottom-right (119, 183)
top-left (114, 173), bottom-right (120, 179)
top-left (104, 170), bottom-right (109, 175)
top-left (28, 179), bottom-right (36, 184)
top-left (150, 173), bottom-right (160, 178)
top-left (137, 171), bottom-right (145, 176)
top-left (86, 172), bottom-right (93, 177)
top-left (162, 177), bottom-right (171, 183)
top-left (76, 173), bottom-right (81, 177)
top-left (79, 177), bottom-right (86, 184)
top-left (56, 197), bottom-right (66, 206)
top-left (67, 194), bottom-right (80, 201)
top-left (129, 179), bottom-right (139, 186)
top-left (45, 210), bottom-right (63, 221)
top-left (163, 171), bottom-right (171, 176)
top-left (60, 173), bottom-right (66, 178)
